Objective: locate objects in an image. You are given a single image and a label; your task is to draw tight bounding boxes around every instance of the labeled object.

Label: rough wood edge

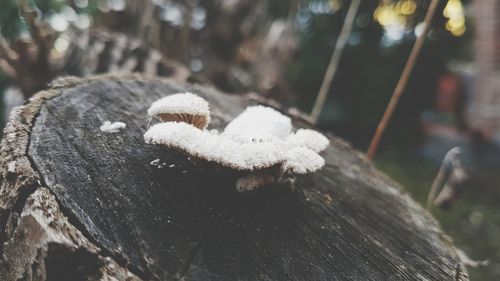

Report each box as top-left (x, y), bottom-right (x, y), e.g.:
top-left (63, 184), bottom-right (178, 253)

top-left (0, 74), bottom-right (470, 280)
top-left (0, 74), bottom-right (163, 280)
top-left (0, 187), bottom-right (141, 280)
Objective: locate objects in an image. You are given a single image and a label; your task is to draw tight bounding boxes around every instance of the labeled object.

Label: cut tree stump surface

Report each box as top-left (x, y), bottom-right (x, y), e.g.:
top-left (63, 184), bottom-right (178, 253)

top-left (0, 76), bottom-right (468, 280)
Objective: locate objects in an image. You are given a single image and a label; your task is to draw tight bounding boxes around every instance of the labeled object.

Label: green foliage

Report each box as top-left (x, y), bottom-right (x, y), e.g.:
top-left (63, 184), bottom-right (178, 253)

top-left (0, 0), bottom-right (24, 39)
top-left (376, 150), bottom-right (500, 281)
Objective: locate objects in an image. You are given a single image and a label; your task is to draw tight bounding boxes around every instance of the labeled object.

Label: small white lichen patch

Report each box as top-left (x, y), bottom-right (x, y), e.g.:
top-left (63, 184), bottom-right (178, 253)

top-left (150, 159), bottom-right (167, 168)
top-left (144, 94), bottom-right (330, 191)
top-left (100, 121), bottom-right (126, 133)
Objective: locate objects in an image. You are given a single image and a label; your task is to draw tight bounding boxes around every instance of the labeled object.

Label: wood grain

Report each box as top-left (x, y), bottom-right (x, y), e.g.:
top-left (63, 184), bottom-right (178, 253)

top-left (0, 76), bottom-right (468, 280)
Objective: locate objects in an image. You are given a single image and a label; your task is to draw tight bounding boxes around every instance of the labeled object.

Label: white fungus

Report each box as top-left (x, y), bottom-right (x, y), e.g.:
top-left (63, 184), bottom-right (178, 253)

top-left (99, 121), bottom-right (126, 133)
top-left (144, 94), bottom-right (330, 191)
top-left (283, 147), bottom-right (325, 174)
top-left (144, 122), bottom-right (285, 171)
top-left (222, 106), bottom-right (292, 143)
top-left (285, 129), bottom-right (329, 153)
top-left (147, 92), bottom-right (210, 129)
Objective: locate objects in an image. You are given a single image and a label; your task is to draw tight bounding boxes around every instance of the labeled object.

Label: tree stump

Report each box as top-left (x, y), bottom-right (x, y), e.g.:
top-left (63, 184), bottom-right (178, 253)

top-left (0, 76), bottom-right (468, 281)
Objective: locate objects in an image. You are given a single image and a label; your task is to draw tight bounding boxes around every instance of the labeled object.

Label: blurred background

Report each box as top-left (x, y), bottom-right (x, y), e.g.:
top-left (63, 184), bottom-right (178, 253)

top-left (0, 0), bottom-right (498, 279)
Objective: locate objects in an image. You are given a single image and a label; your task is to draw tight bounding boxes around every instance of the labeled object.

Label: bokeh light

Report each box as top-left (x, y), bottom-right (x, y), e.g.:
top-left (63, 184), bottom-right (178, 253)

top-left (374, 0), bottom-right (466, 41)
top-left (443, 0), bottom-right (466, 36)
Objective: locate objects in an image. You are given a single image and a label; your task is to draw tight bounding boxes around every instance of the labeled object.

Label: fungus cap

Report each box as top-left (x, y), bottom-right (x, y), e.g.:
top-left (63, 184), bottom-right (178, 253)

top-left (284, 147), bottom-right (325, 174)
top-left (285, 129), bottom-right (329, 153)
top-left (222, 105), bottom-right (292, 143)
top-left (148, 92), bottom-right (211, 129)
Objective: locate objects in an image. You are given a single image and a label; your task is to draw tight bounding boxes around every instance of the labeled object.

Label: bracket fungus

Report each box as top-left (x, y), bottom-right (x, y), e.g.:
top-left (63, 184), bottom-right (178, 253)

top-left (144, 92), bottom-right (329, 191)
top-left (148, 92), bottom-right (211, 129)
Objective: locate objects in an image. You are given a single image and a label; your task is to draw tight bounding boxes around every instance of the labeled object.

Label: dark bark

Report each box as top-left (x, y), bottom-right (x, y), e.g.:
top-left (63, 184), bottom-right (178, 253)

top-left (0, 75), bottom-right (468, 281)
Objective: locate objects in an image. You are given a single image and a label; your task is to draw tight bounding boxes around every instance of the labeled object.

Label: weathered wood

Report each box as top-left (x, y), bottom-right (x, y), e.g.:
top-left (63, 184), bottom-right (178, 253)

top-left (0, 75), bottom-right (468, 280)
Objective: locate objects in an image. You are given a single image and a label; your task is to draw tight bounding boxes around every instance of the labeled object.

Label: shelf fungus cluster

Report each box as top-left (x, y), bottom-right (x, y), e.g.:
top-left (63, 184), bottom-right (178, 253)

top-left (144, 92), bottom-right (329, 191)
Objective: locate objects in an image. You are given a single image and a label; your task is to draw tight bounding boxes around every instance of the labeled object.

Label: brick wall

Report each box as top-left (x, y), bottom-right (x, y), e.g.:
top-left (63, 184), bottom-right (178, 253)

top-left (468, 0), bottom-right (500, 138)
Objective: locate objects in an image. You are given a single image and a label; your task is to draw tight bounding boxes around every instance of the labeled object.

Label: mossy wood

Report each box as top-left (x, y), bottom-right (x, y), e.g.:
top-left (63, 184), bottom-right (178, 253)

top-left (0, 76), bottom-right (468, 280)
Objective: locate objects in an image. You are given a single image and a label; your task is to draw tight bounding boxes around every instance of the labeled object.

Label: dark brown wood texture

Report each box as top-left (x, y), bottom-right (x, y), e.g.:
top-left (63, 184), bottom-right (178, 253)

top-left (0, 76), bottom-right (468, 280)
